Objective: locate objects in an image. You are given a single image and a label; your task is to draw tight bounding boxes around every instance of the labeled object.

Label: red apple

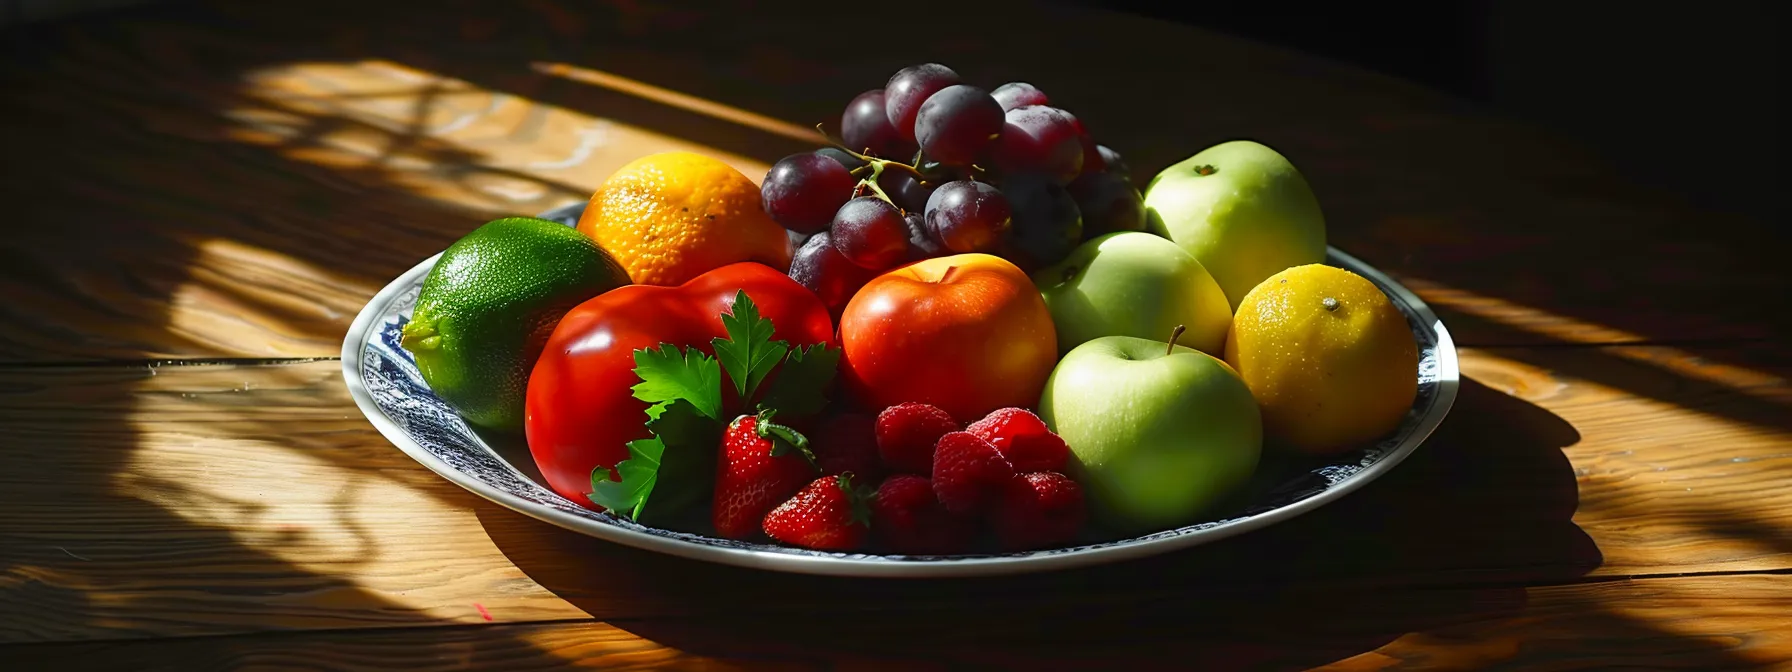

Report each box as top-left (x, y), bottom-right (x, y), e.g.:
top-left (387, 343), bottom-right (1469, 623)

top-left (839, 253), bottom-right (1058, 422)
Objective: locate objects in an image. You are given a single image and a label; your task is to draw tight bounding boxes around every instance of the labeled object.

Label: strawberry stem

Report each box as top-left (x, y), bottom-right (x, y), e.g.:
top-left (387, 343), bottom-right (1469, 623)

top-left (756, 408), bottom-right (817, 468)
top-left (837, 473), bottom-right (875, 528)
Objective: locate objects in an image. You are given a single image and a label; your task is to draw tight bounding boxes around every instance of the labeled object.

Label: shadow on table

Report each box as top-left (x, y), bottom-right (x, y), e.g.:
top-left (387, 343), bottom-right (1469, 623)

top-left (481, 377), bottom-right (1701, 669)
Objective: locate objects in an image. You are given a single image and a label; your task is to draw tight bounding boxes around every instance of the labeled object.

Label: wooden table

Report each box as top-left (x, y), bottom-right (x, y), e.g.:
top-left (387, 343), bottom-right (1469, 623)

top-left (3, 1), bottom-right (1788, 669)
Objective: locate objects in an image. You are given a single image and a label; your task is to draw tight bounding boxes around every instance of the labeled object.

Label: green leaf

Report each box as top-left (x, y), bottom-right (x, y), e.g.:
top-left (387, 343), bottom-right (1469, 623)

top-left (757, 343), bottom-right (841, 418)
top-left (589, 436), bottom-right (665, 520)
top-left (649, 398), bottom-right (721, 449)
top-left (589, 399), bottom-right (721, 523)
top-left (630, 343), bottom-right (722, 420)
top-left (646, 399), bottom-right (721, 520)
top-left (712, 291), bottom-right (789, 402)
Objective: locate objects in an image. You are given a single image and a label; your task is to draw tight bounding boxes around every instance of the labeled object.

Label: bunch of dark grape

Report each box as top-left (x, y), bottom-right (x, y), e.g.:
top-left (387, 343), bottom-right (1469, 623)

top-left (763, 63), bottom-right (1145, 316)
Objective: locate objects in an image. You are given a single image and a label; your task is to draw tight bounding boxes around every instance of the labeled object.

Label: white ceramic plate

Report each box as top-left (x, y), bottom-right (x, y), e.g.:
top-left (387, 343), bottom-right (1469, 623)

top-left (342, 203), bottom-right (1459, 578)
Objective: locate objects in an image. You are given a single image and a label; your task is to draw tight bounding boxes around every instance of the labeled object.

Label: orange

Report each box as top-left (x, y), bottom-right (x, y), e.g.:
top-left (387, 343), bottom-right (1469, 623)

top-left (1223, 264), bottom-right (1418, 455)
top-left (577, 152), bottom-right (792, 286)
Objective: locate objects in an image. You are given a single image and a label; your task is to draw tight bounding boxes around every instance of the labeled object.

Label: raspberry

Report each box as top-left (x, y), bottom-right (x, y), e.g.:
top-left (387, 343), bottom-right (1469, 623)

top-left (870, 475), bottom-right (978, 554)
top-left (931, 431), bottom-right (1014, 515)
top-left (811, 412), bottom-right (881, 481)
top-left (875, 402), bottom-right (959, 474)
top-left (992, 472), bottom-right (1086, 551)
top-left (966, 407), bottom-right (1069, 473)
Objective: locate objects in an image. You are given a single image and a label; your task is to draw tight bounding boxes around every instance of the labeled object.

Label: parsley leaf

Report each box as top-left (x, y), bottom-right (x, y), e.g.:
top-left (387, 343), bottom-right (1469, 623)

top-left (640, 399), bottom-right (719, 521)
top-left (757, 343), bottom-right (841, 418)
top-left (595, 342), bottom-right (724, 522)
top-left (589, 399), bottom-right (720, 522)
top-left (648, 398), bottom-right (722, 448)
top-left (589, 436), bottom-right (663, 520)
top-left (712, 291), bottom-right (789, 403)
top-left (630, 343), bottom-right (722, 420)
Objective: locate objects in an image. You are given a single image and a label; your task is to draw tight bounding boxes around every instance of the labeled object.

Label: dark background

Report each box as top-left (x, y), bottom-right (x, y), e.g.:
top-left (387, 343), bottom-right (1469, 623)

top-left (1095, 1), bottom-right (1783, 225)
top-left (5, 0), bottom-right (1782, 224)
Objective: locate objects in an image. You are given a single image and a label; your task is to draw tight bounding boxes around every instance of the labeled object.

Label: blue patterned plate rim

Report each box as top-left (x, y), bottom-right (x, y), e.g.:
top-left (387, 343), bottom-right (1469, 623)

top-left (342, 204), bottom-right (1459, 578)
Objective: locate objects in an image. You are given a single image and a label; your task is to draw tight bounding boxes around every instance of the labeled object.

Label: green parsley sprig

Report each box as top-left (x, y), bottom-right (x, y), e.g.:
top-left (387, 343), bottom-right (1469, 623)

top-left (589, 291), bottom-right (840, 522)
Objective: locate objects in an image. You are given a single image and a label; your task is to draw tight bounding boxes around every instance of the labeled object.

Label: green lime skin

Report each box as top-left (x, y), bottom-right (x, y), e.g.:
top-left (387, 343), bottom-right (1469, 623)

top-left (400, 217), bottom-right (629, 430)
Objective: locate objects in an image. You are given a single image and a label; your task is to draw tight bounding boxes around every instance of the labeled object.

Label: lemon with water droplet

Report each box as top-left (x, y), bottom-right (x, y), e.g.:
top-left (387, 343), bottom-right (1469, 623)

top-left (1224, 264), bottom-right (1417, 454)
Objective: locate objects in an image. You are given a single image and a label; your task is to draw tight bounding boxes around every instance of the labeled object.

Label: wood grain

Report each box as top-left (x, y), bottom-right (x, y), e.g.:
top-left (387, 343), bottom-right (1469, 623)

top-left (0, 361), bottom-right (589, 643)
top-left (0, 0), bottom-right (1782, 362)
top-left (618, 574), bottom-right (1792, 671)
top-left (7, 575), bottom-right (1788, 671)
top-left (0, 341), bottom-right (1785, 642)
top-left (6, 621), bottom-right (819, 671)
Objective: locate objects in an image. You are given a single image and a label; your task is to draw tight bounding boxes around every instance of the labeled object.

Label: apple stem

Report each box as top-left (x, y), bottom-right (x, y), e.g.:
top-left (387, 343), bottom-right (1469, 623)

top-left (1167, 324), bottom-right (1186, 355)
top-left (939, 265), bottom-right (961, 284)
top-left (1192, 165), bottom-right (1217, 176)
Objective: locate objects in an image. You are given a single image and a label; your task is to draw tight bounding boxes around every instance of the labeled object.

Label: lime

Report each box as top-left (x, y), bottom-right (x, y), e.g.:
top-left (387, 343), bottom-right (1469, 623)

top-left (400, 217), bottom-right (629, 430)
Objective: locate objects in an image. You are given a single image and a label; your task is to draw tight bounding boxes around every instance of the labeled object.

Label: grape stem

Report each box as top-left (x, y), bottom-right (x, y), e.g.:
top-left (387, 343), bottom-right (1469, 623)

top-left (813, 122), bottom-right (929, 206)
top-left (860, 161), bottom-right (896, 207)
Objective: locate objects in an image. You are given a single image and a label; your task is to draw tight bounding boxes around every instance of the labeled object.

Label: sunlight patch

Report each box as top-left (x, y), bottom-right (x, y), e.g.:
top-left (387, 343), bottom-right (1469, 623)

top-left (226, 59), bottom-right (773, 216)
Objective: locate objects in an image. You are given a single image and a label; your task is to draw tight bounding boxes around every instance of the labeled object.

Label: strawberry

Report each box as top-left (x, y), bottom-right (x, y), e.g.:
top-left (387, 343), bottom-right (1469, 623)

top-left (870, 474), bottom-right (979, 554)
top-left (966, 407), bottom-right (1069, 473)
top-left (811, 412), bottom-right (881, 481)
top-left (763, 473), bottom-right (874, 550)
top-left (992, 472), bottom-right (1086, 551)
top-left (931, 431), bottom-right (1015, 514)
top-left (876, 402), bottom-right (960, 474)
top-left (712, 410), bottom-right (817, 539)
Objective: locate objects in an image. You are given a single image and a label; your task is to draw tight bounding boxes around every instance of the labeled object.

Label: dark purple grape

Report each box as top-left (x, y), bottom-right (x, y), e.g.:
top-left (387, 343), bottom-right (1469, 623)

top-left (815, 146), bottom-right (867, 172)
top-left (843, 89), bottom-right (916, 159)
top-left (762, 153), bottom-right (856, 234)
top-left (1069, 116), bottom-right (1104, 178)
top-left (790, 231), bottom-right (877, 319)
top-left (917, 160), bottom-right (969, 185)
top-left (914, 85), bottom-right (1004, 166)
top-left (924, 180), bottom-right (1012, 253)
top-left (877, 168), bottom-right (932, 214)
top-left (991, 82), bottom-right (1049, 111)
top-left (1068, 170), bottom-right (1146, 238)
top-left (1003, 174), bottom-right (1083, 268)
top-left (1096, 145), bottom-right (1129, 180)
top-left (883, 64), bottom-right (960, 144)
top-left (904, 211), bottom-right (945, 261)
top-left (988, 105), bottom-right (1083, 185)
top-left (831, 197), bottom-right (909, 270)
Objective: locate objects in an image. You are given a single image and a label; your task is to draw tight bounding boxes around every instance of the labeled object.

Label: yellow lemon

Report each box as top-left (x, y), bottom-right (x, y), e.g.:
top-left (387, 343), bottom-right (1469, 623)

top-left (1224, 264), bottom-right (1418, 454)
top-left (577, 152), bottom-right (791, 286)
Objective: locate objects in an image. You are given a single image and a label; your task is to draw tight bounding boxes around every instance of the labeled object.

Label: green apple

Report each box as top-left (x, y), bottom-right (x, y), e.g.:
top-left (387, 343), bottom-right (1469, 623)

top-left (1040, 334), bottom-right (1262, 534)
top-left (1032, 232), bottom-right (1231, 357)
top-left (1143, 140), bottom-right (1327, 309)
